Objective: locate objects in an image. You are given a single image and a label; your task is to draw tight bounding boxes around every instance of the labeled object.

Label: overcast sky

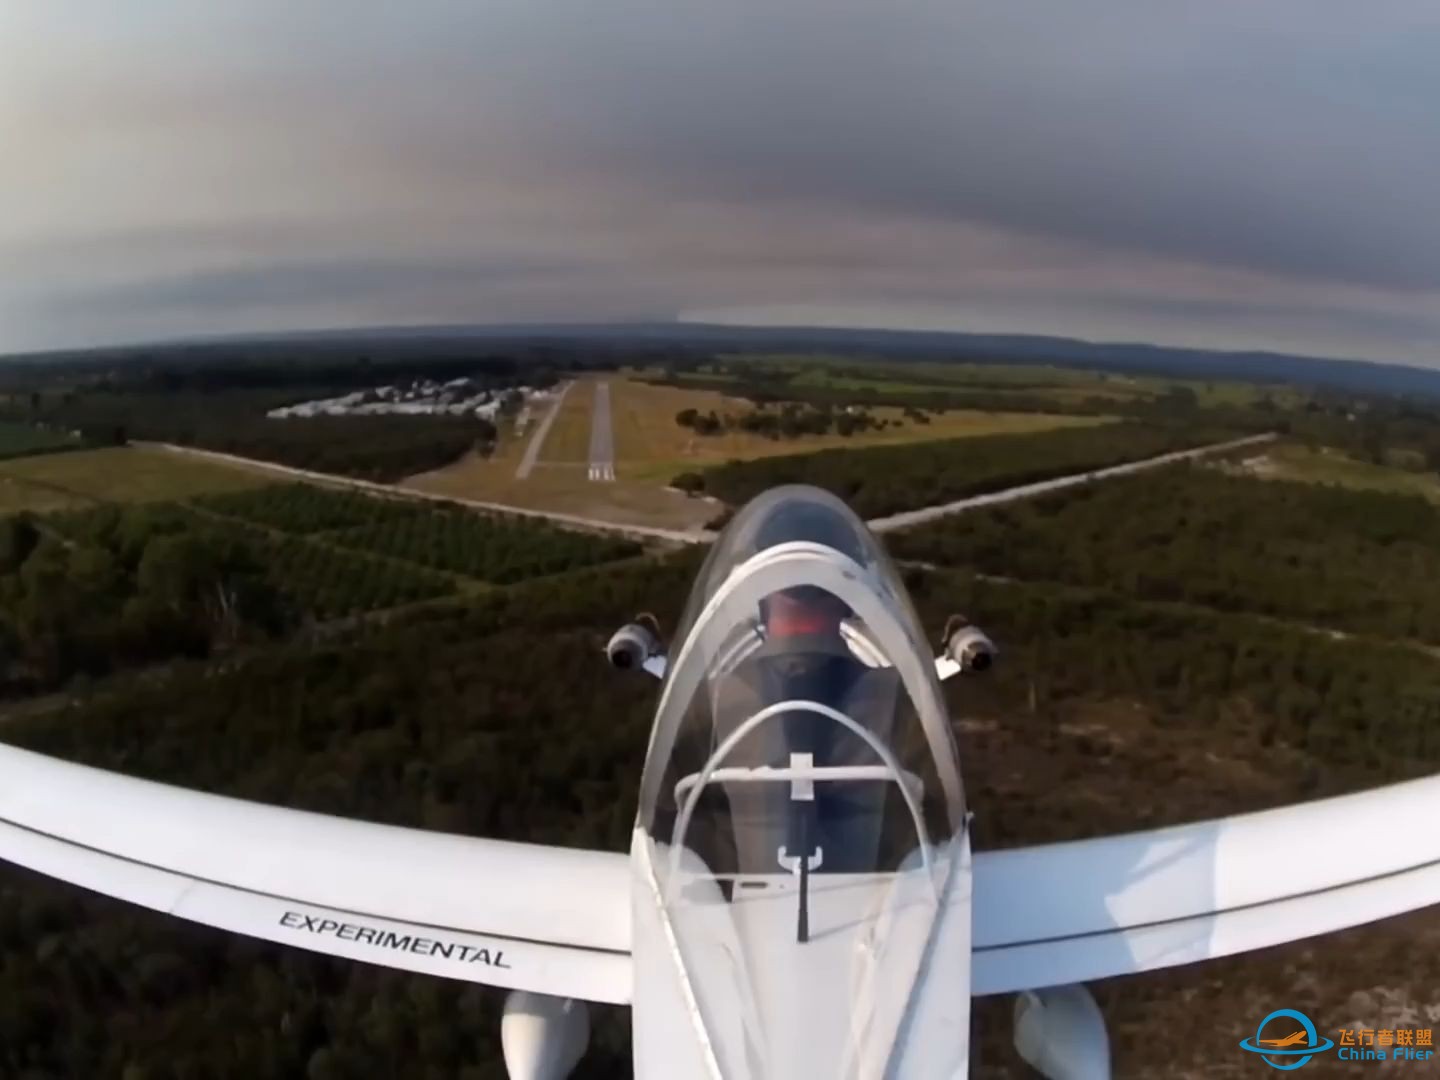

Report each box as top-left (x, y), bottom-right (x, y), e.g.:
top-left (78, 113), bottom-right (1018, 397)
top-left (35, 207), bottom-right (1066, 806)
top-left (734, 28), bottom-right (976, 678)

top-left (2, 2), bottom-right (1438, 363)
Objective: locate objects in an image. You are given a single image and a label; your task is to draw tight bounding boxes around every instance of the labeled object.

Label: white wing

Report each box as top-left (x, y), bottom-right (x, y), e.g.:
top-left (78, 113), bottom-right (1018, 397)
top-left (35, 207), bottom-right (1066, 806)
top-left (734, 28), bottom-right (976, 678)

top-left (0, 743), bottom-right (632, 1004)
top-left (971, 772), bottom-right (1440, 995)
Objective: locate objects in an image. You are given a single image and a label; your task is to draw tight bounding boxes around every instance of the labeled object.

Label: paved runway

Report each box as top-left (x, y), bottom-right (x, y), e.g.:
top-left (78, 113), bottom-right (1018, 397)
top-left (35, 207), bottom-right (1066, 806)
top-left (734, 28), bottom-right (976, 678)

top-left (515, 382), bottom-right (571, 480)
top-left (587, 381), bottom-right (615, 482)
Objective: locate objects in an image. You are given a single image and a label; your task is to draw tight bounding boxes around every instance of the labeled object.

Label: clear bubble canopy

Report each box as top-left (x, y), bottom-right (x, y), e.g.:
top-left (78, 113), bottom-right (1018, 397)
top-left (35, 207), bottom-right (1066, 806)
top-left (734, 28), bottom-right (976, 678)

top-left (635, 486), bottom-right (967, 1075)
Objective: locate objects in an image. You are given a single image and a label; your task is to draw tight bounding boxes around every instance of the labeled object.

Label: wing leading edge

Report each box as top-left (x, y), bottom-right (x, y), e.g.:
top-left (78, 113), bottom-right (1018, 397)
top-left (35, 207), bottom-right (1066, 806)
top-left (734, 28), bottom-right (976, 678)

top-left (9, 742), bottom-right (1439, 1010)
top-left (971, 772), bottom-right (1440, 995)
top-left (0, 744), bottom-right (632, 1005)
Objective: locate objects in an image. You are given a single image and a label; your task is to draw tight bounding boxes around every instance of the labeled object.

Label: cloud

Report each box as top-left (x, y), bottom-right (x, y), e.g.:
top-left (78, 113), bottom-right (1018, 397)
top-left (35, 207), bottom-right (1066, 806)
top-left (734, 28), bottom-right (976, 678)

top-left (1, 1), bottom-right (1438, 362)
top-left (87, 258), bottom-right (567, 312)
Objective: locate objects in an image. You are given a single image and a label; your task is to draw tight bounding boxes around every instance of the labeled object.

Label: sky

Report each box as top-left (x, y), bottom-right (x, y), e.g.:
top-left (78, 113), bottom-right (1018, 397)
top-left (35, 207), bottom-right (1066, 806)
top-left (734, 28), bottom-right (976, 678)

top-left (2, 2), bottom-right (1438, 364)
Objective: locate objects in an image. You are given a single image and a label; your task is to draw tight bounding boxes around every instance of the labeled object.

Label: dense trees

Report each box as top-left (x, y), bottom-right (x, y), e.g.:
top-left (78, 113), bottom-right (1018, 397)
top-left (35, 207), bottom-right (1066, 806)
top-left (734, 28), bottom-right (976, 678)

top-left (0, 488), bottom-right (642, 695)
top-left (259, 537), bottom-right (454, 620)
top-left (675, 401), bottom-right (888, 439)
top-left (327, 510), bottom-right (641, 584)
top-left (697, 422), bottom-right (1240, 518)
top-left (192, 484), bottom-right (426, 534)
top-left (3, 548), bottom-right (1440, 1075)
top-left (890, 463), bottom-right (1440, 644)
top-left (0, 505), bottom-right (289, 694)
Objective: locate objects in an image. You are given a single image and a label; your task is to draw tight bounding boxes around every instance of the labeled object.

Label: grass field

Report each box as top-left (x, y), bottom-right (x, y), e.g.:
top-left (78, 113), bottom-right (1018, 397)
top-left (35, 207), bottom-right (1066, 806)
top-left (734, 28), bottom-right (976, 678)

top-left (0, 446), bottom-right (270, 511)
top-left (608, 377), bottom-right (1109, 483)
top-left (657, 354), bottom-right (1306, 412)
top-left (404, 455), bottom-right (716, 531)
top-left (1223, 442), bottom-right (1440, 501)
top-left (537, 380), bottom-right (596, 465)
top-left (0, 478), bottom-right (86, 515)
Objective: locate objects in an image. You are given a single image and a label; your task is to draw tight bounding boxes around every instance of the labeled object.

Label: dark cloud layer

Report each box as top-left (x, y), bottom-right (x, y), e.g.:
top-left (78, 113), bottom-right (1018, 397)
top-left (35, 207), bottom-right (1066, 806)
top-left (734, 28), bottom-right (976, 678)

top-left (2, 2), bottom-right (1438, 361)
top-left (470, 2), bottom-right (1440, 290)
top-left (93, 258), bottom-right (567, 312)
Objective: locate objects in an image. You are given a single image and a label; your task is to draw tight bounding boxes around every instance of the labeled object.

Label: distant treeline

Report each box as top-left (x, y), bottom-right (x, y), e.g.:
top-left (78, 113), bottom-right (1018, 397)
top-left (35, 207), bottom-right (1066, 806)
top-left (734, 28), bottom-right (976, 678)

top-left (84, 356), bottom-right (551, 395)
top-left (0, 355), bottom-right (571, 481)
top-left (692, 421), bottom-right (1242, 519)
top-left (675, 402), bottom-right (892, 439)
top-left (647, 368), bottom-right (1123, 418)
top-left (0, 347), bottom-right (595, 395)
top-left (891, 462), bottom-right (1440, 645)
top-left (644, 361), bottom-right (1282, 429)
top-left (0, 421), bottom-right (87, 462)
top-left (3, 389), bottom-right (496, 481)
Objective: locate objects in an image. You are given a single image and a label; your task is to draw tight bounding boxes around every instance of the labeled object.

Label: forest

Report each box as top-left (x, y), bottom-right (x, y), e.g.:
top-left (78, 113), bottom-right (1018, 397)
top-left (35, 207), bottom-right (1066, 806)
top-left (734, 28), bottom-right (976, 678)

top-left (191, 484), bottom-right (424, 534)
top-left (693, 421), bottom-right (1240, 518)
top-left (0, 487), bottom-right (639, 698)
top-left (3, 547), bottom-right (1440, 1077)
top-left (890, 463), bottom-right (1440, 645)
top-left (326, 512), bottom-right (639, 585)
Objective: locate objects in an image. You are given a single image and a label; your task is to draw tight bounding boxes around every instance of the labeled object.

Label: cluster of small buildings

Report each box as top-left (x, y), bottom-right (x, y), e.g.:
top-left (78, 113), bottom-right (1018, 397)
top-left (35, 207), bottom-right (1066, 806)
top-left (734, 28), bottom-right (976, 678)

top-left (267, 379), bottom-right (546, 421)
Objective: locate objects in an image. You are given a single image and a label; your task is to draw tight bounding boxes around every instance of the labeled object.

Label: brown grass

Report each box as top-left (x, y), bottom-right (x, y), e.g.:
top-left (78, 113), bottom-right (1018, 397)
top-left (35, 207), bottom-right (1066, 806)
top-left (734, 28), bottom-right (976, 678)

top-left (0, 446), bottom-right (270, 509)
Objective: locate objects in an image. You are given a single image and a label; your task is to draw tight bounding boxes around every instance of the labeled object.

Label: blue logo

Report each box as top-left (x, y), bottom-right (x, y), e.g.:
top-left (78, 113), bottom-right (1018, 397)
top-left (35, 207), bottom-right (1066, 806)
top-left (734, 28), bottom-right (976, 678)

top-left (1239, 1009), bottom-right (1335, 1070)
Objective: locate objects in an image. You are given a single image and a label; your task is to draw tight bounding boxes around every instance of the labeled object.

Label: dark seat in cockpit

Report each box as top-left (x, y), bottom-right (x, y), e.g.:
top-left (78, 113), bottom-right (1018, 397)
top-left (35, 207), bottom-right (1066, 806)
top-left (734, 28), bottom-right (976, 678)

top-left (710, 625), bottom-right (907, 877)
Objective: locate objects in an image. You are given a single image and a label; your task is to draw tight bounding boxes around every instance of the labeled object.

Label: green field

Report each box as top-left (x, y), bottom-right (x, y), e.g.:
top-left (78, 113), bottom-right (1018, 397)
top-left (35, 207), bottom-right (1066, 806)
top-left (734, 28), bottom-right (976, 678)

top-left (1223, 442), bottom-right (1440, 501)
top-left (608, 377), bottom-right (1108, 483)
top-left (537, 380), bottom-right (596, 464)
top-left (0, 446), bottom-right (269, 510)
top-left (653, 353), bottom-right (1307, 412)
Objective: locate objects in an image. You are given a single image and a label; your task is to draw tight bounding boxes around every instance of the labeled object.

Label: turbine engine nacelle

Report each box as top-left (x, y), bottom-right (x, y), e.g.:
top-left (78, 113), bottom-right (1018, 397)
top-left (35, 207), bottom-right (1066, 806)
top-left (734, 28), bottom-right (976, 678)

top-left (1013, 984), bottom-right (1111, 1080)
top-left (945, 621), bottom-right (997, 674)
top-left (606, 619), bottom-right (661, 672)
top-left (501, 991), bottom-right (589, 1080)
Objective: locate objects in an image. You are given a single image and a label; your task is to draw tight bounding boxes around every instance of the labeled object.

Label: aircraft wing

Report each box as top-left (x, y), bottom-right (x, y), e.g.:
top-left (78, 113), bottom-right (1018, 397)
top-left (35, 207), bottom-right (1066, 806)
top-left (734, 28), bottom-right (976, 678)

top-left (970, 772), bottom-right (1440, 995)
top-left (0, 743), bottom-right (632, 1005)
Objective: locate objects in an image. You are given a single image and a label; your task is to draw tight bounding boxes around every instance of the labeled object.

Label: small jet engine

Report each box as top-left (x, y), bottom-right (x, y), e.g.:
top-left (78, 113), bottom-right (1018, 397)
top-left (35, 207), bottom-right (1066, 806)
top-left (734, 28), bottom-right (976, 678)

top-left (944, 615), bottom-right (997, 674)
top-left (605, 615), bottom-right (663, 672)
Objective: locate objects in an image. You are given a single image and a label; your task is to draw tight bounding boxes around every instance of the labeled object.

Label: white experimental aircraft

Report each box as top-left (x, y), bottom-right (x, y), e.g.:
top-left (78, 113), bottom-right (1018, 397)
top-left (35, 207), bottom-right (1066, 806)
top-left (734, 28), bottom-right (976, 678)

top-left (3, 485), bottom-right (1440, 1079)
